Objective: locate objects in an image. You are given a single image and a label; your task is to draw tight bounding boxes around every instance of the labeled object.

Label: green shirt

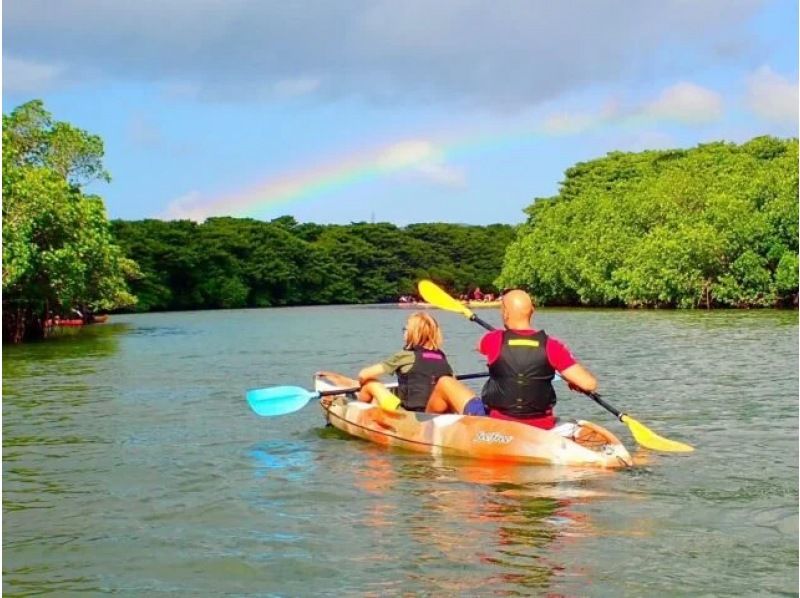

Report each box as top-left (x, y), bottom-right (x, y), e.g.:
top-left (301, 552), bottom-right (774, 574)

top-left (380, 350), bottom-right (416, 375)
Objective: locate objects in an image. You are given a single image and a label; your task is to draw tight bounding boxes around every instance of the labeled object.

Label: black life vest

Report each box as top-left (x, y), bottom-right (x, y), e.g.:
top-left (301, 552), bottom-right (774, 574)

top-left (397, 347), bottom-right (453, 412)
top-left (481, 329), bottom-right (557, 417)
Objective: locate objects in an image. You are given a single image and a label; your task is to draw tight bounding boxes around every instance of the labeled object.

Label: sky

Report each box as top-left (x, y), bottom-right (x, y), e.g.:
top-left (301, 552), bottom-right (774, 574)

top-left (3, 0), bottom-right (798, 226)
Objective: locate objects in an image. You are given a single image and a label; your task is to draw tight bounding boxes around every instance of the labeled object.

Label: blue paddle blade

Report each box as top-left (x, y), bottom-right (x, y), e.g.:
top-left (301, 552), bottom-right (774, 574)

top-left (245, 385), bottom-right (319, 417)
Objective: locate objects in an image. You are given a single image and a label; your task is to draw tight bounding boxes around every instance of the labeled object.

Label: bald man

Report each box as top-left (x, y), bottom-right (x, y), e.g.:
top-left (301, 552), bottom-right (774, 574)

top-left (478, 290), bottom-right (597, 430)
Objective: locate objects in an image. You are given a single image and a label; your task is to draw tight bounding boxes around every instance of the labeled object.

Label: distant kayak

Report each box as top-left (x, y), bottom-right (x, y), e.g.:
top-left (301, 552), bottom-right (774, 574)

top-left (317, 377), bottom-right (632, 468)
top-left (396, 300), bottom-right (500, 309)
top-left (44, 318), bottom-right (84, 327)
top-left (463, 300), bottom-right (501, 309)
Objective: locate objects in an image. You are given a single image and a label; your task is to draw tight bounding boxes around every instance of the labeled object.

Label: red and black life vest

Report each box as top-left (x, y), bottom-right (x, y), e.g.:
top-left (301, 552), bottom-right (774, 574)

top-left (397, 347), bottom-right (453, 412)
top-left (481, 329), bottom-right (557, 417)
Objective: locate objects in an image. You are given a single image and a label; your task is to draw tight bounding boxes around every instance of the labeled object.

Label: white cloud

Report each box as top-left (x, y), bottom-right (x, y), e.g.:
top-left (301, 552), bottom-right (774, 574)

top-left (3, 55), bottom-right (65, 93)
top-left (161, 190), bottom-right (207, 221)
top-left (643, 82), bottom-right (724, 123)
top-left (745, 66), bottom-right (798, 125)
top-left (413, 162), bottom-right (466, 187)
top-left (376, 140), bottom-right (438, 169)
top-left (377, 140), bottom-right (465, 187)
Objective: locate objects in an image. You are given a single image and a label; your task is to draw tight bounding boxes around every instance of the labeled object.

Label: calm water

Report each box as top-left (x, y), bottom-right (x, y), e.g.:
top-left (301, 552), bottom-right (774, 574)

top-left (3, 306), bottom-right (798, 596)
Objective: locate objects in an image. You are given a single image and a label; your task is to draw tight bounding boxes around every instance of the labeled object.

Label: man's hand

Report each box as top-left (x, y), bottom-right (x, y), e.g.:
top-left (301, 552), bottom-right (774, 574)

top-left (560, 363), bottom-right (598, 394)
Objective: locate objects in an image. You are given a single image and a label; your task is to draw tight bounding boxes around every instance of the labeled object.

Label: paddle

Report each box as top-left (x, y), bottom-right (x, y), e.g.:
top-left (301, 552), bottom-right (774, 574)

top-left (246, 371), bottom-right (490, 417)
top-left (418, 279), bottom-right (694, 453)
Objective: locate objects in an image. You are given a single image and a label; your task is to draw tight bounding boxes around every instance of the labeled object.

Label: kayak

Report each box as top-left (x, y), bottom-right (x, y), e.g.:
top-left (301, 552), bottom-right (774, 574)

top-left (317, 377), bottom-right (633, 468)
top-left (396, 301), bottom-right (501, 309)
top-left (44, 318), bottom-right (84, 327)
top-left (463, 300), bottom-right (501, 309)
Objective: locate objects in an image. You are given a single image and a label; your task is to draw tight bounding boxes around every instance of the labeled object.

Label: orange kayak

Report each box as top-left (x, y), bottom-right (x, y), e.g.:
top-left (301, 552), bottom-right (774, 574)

top-left (317, 378), bottom-right (632, 469)
top-left (44, 318), bottom-right (84, 327)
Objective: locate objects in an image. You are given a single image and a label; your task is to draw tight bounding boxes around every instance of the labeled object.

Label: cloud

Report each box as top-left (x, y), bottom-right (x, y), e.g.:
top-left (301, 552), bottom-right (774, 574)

top-left (643, 82), bottom-right (724, 123)
top-left (376, 140), bottom-right (438, 169)
top-left (376, 140), bottom-right (465, 186)
top-left (540, 82), bottom-right (725, 137)
top-left (745, 66), bottom-right (798, 125)
top-left (3, 55), bottom-right (65, 93)
top-left (161, 190), bottom-right (206, 221)
top-left (3, 0), bottom-right (764, 108)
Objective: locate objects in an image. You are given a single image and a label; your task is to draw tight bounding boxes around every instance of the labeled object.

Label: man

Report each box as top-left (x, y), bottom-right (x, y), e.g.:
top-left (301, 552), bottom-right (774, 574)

top-left (479, 289), bottom-right (597, 429)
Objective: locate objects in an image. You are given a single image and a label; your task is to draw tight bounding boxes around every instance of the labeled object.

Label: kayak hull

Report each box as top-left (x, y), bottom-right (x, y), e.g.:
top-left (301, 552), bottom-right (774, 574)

top-left (317, 378), bottom-right (632, 469)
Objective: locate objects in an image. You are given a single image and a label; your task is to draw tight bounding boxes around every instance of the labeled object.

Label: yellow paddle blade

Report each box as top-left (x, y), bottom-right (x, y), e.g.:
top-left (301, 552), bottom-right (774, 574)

top-left (418, 279), bottom-right (475, 319)
top-left (621, 414), bottom-right (694, 452)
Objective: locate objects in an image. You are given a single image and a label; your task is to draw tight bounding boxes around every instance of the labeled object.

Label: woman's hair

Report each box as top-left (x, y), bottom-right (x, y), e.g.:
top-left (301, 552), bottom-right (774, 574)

top-left (404, 312), bottom-right (443, 350)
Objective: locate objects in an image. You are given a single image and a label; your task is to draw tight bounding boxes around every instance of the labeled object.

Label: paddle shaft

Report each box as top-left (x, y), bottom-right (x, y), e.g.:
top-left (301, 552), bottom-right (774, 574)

top-left (469, 314), bottom-right (495, 331)
top-left (587, 392), bottom-right (623, 419)
top-left (319, 371), bottom-right (489, 398)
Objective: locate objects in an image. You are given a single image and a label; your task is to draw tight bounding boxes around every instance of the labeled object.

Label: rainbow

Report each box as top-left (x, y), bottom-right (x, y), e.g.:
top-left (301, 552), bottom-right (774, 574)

top-left (162, 107), bottom-right (679, 221)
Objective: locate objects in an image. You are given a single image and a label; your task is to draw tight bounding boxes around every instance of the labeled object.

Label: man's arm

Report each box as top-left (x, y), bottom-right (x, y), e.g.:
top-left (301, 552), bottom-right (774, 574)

top-left (559, 363), bottom-right (598, 393)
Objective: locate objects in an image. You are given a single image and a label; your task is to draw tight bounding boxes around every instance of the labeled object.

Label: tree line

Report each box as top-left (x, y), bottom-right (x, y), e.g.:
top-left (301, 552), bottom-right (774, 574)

top-left (498, 136), bottom-right (799, 308)
top-left (110, 217), bottom-right (515, 311)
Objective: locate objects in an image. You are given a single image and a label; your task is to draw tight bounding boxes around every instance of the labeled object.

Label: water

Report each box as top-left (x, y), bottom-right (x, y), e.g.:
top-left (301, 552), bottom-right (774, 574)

top-left (3, 306), bottom-right (798, 596)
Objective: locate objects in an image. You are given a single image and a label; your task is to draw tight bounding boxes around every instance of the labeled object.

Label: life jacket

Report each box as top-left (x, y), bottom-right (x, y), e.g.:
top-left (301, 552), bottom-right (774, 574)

top-left (397, 347), bottom-right (453, 411)
top-left (481, 329), bottom-right (557, 417)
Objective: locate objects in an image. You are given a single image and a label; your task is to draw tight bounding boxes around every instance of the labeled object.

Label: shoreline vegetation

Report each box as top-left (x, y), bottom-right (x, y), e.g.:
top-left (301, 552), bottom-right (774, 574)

top-left (3, 100), bottom-right (798, 344)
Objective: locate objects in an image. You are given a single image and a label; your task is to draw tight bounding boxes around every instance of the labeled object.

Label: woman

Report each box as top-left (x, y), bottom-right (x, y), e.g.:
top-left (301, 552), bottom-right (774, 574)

top-left (319, 312), bottom-right (485, 415)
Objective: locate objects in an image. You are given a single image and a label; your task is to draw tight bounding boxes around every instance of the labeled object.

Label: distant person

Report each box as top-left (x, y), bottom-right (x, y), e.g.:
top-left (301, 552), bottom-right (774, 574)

top-left (471, 287), bottom-right (484, 301)
top-left (318, 312), bottom-right (484, 415)
top-left (478, 289), bottom-right (597, 429)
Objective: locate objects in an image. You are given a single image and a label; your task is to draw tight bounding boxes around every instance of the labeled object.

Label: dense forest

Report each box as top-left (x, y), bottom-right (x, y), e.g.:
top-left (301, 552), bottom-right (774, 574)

top-left (499, 137), bottom-right (799, 308)
top-left (3, 100), bottom-right (798, 344)
top-left (110, 217), bottom-right (515, 311)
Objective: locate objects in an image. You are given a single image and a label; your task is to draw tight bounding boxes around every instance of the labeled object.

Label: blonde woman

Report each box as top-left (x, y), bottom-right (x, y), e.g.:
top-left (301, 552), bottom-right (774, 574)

top-left (319, 312), bottom-right (485, 415)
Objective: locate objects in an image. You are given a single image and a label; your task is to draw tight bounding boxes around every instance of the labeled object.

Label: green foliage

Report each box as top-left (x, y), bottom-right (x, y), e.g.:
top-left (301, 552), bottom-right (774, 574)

top-left (499, 137), bottom-right (799, 308)
top-left (3, 100), bottom-right (134, 343)
top-left (111, 218), bottom-right (515, 312)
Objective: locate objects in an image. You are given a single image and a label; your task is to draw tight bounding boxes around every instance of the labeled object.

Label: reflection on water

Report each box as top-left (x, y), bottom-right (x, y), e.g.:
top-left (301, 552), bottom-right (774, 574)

top-left (337, 449), bottom-right (609, 596)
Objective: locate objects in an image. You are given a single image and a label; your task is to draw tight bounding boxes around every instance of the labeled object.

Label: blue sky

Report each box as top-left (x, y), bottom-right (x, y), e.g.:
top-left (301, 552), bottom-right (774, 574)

top-left (3, 0), bottom-right (798, 225)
